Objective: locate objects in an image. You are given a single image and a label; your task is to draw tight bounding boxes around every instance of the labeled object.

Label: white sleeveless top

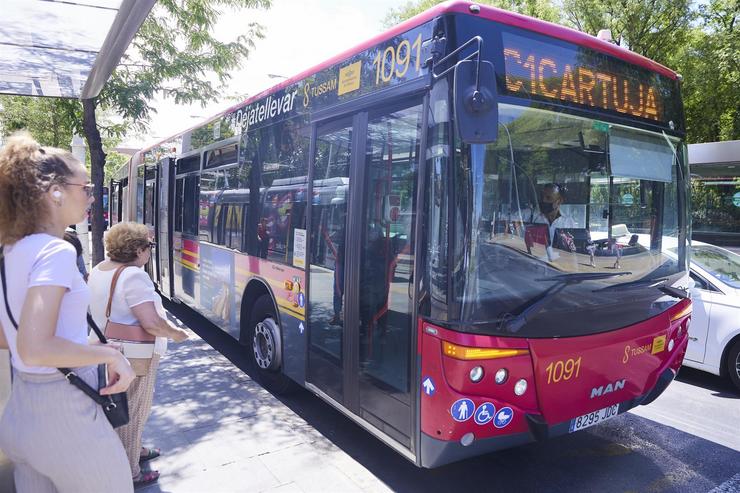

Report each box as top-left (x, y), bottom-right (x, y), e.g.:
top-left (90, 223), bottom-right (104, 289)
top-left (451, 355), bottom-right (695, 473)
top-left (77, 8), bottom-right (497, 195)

top-left (0, 234), bottom-right (90, 374)
top-left (88, 264), bottom-right (167, 355)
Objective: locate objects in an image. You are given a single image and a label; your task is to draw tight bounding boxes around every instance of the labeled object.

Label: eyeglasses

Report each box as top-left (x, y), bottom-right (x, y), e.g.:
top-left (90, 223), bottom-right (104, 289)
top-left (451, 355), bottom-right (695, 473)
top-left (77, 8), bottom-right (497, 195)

top-left (65, 182), bottom-right (94, 197)
top-left (148, 241), bottom-right (156, 249)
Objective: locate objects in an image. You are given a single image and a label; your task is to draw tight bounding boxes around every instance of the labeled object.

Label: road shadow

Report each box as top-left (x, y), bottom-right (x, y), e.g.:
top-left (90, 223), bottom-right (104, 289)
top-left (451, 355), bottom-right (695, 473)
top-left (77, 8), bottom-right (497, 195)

top-left (676, 366), bottom-right (740, 399)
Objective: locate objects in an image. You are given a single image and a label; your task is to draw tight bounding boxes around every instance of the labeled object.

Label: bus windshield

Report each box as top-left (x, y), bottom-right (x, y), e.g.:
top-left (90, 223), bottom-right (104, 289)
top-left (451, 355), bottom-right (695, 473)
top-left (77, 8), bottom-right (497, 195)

top-left (452, 104), bottom-right (688, 337)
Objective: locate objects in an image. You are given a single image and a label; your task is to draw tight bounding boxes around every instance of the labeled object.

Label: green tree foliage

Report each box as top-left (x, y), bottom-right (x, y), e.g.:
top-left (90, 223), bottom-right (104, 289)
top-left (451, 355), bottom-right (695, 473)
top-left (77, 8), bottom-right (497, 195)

top-left (0, 96), bottom-right (77, 148)
top-left (561, 0), bottom-right (694, 66)
top-left (77, 0), bottom-right (270, 264)
top-left (0, 96), bottom-right (126, 179)
top-left (383, 0), bottom-right (561, 28)
top-left (672, 0), bottom-right (739, 143)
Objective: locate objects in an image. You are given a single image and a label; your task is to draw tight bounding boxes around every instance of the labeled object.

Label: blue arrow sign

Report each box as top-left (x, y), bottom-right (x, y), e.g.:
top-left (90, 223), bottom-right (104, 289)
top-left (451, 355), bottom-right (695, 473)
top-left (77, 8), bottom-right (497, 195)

top-left (422, 377), bottom-right (435, 396)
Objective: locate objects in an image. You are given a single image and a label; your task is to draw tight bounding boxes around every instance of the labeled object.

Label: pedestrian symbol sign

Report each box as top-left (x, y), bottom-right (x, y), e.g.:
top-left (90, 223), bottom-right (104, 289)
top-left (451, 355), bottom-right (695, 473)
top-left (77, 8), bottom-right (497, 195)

top-left (474, 402), bottom-right (496, 425)
top-left (494, 407), bottom-right (514, 428)
top-left (422, 377), bottom-right (435, 396)
top-left (450, 398), bottom-right (474, 422)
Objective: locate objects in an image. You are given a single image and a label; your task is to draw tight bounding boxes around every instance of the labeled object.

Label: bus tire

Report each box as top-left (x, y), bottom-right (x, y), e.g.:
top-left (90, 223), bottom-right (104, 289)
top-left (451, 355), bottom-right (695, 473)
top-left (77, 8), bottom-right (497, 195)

top-left (727, 339), bottom-right (740, 392)
top-left (248, 294), bottom-right (295, 394)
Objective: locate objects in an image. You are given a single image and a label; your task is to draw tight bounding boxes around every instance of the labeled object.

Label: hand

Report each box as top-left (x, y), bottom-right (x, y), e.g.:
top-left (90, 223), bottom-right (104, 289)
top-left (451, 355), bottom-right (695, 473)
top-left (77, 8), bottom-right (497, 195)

top-left (100, 351), bottom-right (135, 395)
top-left (90, 340), bottom-right (123, 352)
top-left (171, 328), bottom-right (189, 343)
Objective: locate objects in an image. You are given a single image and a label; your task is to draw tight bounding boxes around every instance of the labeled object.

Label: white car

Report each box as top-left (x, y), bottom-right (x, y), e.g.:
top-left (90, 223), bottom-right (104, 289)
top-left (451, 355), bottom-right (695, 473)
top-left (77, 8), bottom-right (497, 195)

top-left (682, 242), bottom-right (740, 391)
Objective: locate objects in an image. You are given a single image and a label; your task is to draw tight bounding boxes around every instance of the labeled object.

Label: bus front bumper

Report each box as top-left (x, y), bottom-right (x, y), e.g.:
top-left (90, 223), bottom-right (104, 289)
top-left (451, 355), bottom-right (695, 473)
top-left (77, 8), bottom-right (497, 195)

top-left (420, 367), bottom-right (676, 468)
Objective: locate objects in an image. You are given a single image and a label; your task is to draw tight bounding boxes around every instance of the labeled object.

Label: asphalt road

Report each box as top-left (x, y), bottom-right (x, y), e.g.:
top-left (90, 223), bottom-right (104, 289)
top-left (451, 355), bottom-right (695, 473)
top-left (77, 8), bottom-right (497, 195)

top-left (166, 300), bottom-right (740, 493)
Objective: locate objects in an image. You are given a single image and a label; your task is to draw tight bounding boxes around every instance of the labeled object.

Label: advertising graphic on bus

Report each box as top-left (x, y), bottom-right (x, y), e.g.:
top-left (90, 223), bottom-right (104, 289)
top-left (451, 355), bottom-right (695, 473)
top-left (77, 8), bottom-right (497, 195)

top-left (111, 1), bottom-right (691, 467)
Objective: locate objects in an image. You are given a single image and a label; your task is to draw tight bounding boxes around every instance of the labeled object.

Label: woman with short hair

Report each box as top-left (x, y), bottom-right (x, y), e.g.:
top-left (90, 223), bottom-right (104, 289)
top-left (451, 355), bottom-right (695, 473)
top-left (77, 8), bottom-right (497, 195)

top-left (0, 132), bottom-right (135, 493)
top-left (88, 221), bottom-right (189, 488)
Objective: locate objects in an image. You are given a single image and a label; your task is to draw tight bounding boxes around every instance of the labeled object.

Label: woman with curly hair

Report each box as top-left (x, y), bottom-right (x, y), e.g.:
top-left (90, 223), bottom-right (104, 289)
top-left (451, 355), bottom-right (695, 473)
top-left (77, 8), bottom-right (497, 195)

top-left (88, 221), bottom-right (189, 488)
top-left (0, 132), bottom-right (135, 492)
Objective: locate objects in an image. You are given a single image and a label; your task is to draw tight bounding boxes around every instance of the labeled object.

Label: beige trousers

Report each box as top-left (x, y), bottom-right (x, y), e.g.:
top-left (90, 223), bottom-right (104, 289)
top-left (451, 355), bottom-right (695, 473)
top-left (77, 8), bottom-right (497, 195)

top-left (116, 354), bottom-right (160, 478)
top-left (0, 365), bottom-right (132, 493)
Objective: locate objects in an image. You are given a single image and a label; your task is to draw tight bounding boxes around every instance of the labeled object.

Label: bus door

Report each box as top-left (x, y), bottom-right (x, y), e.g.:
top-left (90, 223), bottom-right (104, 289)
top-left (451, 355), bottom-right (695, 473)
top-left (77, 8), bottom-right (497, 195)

top-left (307, 100), bottom-right (422, 453)
top-left (157, 157), bottom-right (175, 298)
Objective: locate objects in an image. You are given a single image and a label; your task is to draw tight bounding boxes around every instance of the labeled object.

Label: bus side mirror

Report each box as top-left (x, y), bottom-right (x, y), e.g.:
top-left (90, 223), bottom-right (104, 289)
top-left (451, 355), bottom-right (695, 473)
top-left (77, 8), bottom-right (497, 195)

top-left (454, 59), bottom-right (498, 144)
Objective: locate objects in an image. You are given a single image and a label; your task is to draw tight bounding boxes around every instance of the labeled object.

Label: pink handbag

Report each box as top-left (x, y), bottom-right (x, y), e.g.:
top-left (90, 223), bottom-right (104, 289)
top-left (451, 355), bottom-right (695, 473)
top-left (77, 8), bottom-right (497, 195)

top-left (105, 265), bottom-right (156, 376)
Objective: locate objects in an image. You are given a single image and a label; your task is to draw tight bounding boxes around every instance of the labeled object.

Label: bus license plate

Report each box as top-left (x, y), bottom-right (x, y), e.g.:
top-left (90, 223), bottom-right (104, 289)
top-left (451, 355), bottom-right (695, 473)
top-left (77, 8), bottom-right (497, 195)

top-left (569, 404), bottom-right (620, 433)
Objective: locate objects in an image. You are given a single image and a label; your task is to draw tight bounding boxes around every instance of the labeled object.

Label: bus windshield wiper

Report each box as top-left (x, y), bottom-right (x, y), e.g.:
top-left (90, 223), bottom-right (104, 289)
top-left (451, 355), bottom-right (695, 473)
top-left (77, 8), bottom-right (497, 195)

top-left (593, 277), bottom-right (668, 292)
top-left (537, 272), bottom-right (632, 283)
top-left (592, 276), bottom-right (688, 299)
top-left (501, 271), bottom-right (632, 333)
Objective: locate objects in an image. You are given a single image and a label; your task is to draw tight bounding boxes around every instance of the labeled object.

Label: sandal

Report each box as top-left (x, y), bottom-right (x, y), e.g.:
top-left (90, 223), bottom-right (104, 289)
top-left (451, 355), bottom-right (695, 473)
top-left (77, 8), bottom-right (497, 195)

top-left (139, 447), bottom-right (161, 463)
top-left (133, 470), bottom-right (159, 489)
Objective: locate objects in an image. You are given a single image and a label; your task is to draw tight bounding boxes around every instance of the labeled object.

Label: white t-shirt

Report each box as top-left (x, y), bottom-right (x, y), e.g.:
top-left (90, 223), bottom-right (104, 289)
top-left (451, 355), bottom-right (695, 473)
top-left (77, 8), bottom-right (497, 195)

top-left (88, 265), bottom-right (167, 355)
top-left (0, 234), bottom-right (90, 374)
top-left (533, 212), bottom-right (577, 246)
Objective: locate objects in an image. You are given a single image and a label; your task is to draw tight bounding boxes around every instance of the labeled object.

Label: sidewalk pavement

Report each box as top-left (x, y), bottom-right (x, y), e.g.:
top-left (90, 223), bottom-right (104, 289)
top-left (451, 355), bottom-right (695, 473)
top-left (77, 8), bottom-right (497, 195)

top-left (140, 313), bottom-right (391, 493)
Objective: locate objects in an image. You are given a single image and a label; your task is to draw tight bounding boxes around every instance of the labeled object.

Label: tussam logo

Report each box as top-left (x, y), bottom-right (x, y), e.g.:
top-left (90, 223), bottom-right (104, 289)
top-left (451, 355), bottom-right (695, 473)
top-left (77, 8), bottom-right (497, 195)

top-left (590, 379), bottom-right (626, 398)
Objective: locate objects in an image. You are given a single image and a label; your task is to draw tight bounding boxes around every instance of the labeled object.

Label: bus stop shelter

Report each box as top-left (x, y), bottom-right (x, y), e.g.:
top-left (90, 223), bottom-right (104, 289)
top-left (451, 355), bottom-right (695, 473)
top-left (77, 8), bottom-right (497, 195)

top-left (0, 1), bottom-right (156, 490)
top-left (0, 0), bottom-right (155, 99)
top-left (688, 140), bottom-right (740, 246)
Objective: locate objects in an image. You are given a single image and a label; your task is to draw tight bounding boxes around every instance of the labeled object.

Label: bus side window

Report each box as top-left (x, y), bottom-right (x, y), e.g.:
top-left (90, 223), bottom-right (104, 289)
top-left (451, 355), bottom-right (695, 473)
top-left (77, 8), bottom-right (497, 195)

top-left (200, 170), bottom-right (219, 242)
top-left (257, 119), bottom-right (309, 265)
top-left (174, 178), bottom-right (184, 232)
top-left (182, 175), bottom-right (199, 236)
top-left (136, 165), bottom-right (145, 223)
top-left (212, 204), bottom-right (224, 245)
top-left (225, 204), bottom-right (245, 251)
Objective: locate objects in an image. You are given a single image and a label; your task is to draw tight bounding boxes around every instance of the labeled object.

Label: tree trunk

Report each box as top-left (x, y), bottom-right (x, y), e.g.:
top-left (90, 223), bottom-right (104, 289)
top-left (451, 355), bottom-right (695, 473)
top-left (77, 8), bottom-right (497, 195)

top-left (82, 98), bottom-right (106, 266)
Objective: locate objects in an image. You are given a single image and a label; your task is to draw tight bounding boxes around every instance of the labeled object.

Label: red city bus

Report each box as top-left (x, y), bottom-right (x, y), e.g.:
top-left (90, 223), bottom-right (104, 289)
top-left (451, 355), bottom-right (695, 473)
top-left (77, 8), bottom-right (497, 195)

top-left (113, 1), bottom-right (692, 467)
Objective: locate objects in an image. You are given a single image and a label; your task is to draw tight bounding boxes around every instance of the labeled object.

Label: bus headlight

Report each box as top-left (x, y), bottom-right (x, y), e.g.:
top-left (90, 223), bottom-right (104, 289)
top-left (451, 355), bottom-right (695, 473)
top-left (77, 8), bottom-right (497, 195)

top-left (469, 366), bottom-right (484, 382)
top-left (495, 368), bottom-right (508, 384)
top-left (514, 379), bottom-right (528, 396)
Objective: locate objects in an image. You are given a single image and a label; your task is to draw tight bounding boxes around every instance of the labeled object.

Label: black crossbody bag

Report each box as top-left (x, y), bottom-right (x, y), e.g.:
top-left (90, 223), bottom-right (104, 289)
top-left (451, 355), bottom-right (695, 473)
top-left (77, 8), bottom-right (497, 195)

top-left (0, 246), bottom-right (129, 428)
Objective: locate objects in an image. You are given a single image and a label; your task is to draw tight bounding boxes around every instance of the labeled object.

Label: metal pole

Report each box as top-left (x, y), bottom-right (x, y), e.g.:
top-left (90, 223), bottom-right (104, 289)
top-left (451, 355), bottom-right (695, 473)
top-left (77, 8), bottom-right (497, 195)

top-left (71, 135), bottom-right (91, 271)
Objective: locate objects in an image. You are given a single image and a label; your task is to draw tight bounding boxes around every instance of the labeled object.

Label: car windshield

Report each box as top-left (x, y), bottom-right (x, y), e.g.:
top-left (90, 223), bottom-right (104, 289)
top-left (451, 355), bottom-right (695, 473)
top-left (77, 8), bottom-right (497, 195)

top-left (451, 104), bottom-right (689, 337)
top-left (690, 245), bottom-right (740, 289)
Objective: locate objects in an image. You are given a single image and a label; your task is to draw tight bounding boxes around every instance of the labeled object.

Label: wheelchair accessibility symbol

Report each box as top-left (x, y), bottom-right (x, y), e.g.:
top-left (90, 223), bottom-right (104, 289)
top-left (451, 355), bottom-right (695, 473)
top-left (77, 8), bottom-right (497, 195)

top-left (474, 402), bottom-right (496, 425)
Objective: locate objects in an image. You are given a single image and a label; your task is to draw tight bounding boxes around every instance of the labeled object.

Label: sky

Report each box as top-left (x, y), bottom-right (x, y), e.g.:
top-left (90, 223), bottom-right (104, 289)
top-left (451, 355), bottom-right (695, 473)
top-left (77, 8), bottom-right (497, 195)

top-left (124, 0), bottom-right (400, 148)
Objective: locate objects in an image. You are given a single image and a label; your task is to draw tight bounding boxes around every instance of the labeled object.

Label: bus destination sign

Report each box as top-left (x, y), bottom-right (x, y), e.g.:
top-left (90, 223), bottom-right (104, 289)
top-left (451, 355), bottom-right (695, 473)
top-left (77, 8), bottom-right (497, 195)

top-left (502, 31), bottom-right (677, 126)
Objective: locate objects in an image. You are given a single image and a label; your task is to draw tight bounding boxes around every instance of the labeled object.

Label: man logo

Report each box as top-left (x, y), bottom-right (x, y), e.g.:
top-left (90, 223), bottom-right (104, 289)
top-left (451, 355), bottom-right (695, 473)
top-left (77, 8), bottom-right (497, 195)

top-left (590, 379), bottom-right (626, 398)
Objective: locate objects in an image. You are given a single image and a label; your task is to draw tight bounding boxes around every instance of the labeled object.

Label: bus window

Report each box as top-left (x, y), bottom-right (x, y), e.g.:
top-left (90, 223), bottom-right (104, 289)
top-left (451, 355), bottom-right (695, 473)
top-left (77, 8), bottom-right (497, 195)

top-left (200, 170), bottom-right (220, 241)
top-left (174, 178), bottom-right (184, 232)
top-left (225, 204), bottom-right (244, 250)
top-left (144, 171), bottom-right (156, 227)
top-left (454, 104), bottom-right (684, 336)
top-left (110, 182), bottom-right (119, 225)
top-left (136, 165), bottom-right (145, 223)
top-left (257, 119), bottom-right (309, 264)
top-left (182, 175), bottom-right (199, 237)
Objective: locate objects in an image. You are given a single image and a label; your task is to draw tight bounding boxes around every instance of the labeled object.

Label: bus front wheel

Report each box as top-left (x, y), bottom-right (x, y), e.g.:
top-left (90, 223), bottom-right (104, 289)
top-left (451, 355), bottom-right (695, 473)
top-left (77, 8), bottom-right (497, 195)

top-left (248, 295), bottom-right (295, 394)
